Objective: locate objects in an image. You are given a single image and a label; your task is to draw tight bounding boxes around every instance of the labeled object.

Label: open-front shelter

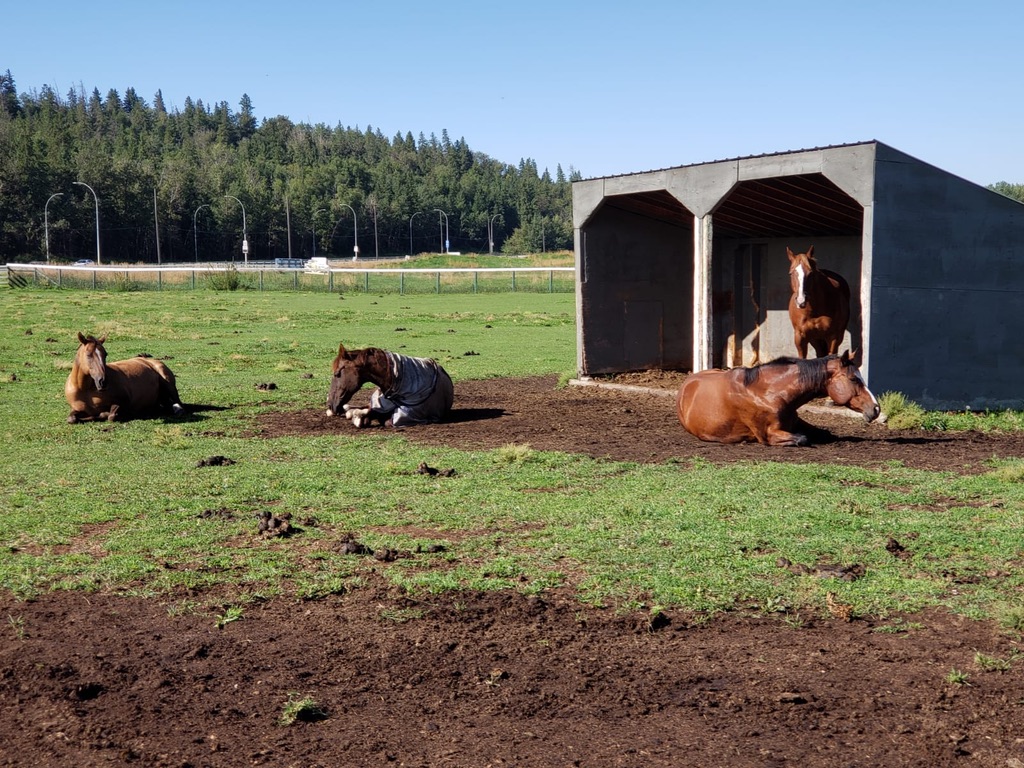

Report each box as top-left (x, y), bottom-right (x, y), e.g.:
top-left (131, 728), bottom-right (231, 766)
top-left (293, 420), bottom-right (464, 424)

top-left (572, 141), bottom-right (1024, 410)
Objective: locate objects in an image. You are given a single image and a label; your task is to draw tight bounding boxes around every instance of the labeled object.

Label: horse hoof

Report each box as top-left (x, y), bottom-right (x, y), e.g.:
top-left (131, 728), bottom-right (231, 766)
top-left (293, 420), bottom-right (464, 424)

top-left (171, 403), bottom-right (185, 416)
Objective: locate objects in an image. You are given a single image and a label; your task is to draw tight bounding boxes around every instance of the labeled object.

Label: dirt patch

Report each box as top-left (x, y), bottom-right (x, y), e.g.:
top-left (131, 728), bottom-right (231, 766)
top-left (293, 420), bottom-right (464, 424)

top-left (256, 374), bottom-right (1024, 474)
top-left (4, 375), bottom-right (1024, 767)
top-left (2, 586), bottom-right (1023, 767)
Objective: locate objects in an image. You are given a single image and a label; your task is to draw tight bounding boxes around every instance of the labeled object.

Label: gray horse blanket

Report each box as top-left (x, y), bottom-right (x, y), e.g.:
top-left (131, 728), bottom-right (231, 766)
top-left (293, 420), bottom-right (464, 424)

top-left (369, 351), bottom-right (454, 427)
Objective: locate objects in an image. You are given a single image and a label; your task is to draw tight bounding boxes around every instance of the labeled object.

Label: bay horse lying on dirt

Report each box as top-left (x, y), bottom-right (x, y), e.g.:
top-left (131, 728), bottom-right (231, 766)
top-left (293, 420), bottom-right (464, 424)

top-left (787, 245), bottom-right (851, 358)
top-left (677, 352), bottom-right (879, 446)
top-left (326, 344), bottom-right (453, 428)
top-left (65, 333), bottom-right (185, 423)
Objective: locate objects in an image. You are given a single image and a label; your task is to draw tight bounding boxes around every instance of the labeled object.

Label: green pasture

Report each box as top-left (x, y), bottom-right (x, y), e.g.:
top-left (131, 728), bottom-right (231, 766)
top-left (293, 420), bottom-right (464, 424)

top-left (1, 289), bottom-right (1023, 631)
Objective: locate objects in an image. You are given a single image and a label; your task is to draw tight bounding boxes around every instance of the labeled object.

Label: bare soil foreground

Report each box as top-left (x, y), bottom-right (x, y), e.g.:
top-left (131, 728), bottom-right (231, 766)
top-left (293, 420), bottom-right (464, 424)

top-left (3, 375), bottom-right (1024, 768)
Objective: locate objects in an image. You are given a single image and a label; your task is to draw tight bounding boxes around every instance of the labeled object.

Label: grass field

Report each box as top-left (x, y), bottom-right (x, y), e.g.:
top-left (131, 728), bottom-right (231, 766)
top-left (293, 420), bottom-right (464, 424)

top-left (2, 289), bottom-right (1023, 628)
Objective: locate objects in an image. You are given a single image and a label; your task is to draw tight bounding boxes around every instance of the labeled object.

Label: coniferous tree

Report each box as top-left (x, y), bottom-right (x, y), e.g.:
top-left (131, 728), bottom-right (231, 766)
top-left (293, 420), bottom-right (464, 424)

top-left (0, 69), bottom-right (578, 262)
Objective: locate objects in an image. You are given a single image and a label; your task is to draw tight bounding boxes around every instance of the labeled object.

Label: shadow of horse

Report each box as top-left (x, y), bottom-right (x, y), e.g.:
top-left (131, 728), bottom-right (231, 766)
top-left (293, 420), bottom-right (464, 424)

top-left (443, 407), bottom-right (505, 424)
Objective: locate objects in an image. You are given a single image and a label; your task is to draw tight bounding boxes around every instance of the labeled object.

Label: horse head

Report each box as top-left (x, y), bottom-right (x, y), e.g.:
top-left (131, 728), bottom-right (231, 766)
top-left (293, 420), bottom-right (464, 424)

top-left (825, 351), bottom-right (879, 422)
top-left (787, 245), bottom-right (816, 309)
top-left (76, 332), bottom-right (108, 390)
top-left (326, 343), bottom-right (364, 416)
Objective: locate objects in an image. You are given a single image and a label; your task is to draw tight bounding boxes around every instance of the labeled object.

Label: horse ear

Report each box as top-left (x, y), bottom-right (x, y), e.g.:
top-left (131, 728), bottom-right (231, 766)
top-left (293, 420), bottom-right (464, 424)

top-left (786, 246), bottom-right (795, 261)
top-left (78, 332), bottom-right (87, 345)
top-left (807, 245), bottom-right (815, 258)
top-left (336, 342), bottom-right (347, 356)
top-left (97, 334), bottom-right (107, 344)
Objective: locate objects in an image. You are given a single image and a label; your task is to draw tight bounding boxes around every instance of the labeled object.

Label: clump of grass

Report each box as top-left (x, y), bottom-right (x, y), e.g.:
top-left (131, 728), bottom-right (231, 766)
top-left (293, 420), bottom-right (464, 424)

top-left (279, 693), bottom-right (327, 726)
top-left (985, 459), bottom-right (1024, 483)
top-left (151, 425), bottom-right (189, 449)
top-left (973, 650), bottom-right (1013, 672)
top-left (998, 605), bottom-right (1024, 634)
top-left (493, 443), bottom-right (534, 464)
top-left (7, 614), bottom-right (25, 640)
top-left (873, 618), bottom-right (924, 634)
top-left (879, 391), bottom-right (926, 430)
top-left (945, 668), bottom-right (971, 686)
top-left (215, 606), bottom-right (244, 629)
top-left (206, 266), bottom-right (246, 291)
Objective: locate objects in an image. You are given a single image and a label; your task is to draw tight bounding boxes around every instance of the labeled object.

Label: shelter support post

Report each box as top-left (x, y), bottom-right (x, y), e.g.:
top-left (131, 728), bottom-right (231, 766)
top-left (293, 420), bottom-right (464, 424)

top-left (693, 214), bottom-right (713, 372)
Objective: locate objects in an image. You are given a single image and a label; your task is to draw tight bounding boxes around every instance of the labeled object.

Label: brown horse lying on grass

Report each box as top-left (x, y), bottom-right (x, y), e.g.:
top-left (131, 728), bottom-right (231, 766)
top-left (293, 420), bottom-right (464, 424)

top-left (326, 344), bottom-right (453, 428)
top-left (677, 352), bottom-right (879, 446)
top-left (65, 332), bottom-right (185, 423)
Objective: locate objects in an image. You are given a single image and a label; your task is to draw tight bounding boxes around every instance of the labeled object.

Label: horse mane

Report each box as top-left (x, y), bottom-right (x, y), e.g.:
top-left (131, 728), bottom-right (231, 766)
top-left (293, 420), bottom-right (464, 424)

top-left (743, 355), bottom-right (837, 389)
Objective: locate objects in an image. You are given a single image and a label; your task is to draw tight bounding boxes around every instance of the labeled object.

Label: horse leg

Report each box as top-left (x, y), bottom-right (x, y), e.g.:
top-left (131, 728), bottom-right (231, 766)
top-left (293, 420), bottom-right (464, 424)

top-left (154, 364), bottom-right (185, 416)
top-left (793, 332), bottom-right (809, 359)
top-left (349, 407), bottom-right (391, 428)
top-left (105, 404), bottom-right (121, 422)
top-left (766, 427), bottom-right (810, 447)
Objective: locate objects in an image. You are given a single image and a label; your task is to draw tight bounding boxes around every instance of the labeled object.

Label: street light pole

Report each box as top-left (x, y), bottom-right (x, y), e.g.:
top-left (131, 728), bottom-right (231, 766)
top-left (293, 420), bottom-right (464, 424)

top-left (339, 203), bottom-right (358, 260)
top-left (45, 192), bottom-right (63, 263)
top-left (73, 181), bottom-right (101, 264)
top-left (193, 204), bottom-right (210, 262)
top-left (408, 211), bottom-right (423, 257)
top-left (488, 213), bottom-right (500, 255)
top-left (153, 188), bottom-right (162, 264)
top-left (433, 208), bottom-right (449, 254)
top-left (224, 195), bottom-right (248, 264)
top-left (312, 208), bottom-right (325, 258)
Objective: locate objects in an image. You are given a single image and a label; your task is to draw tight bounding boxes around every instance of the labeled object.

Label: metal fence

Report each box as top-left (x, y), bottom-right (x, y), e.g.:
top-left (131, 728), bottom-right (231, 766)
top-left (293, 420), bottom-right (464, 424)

top-left (5, 264), bottom-right (576, 294)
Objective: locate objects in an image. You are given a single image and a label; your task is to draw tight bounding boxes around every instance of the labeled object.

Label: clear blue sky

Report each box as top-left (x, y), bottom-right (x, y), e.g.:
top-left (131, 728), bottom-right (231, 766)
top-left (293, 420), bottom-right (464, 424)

top-left (7, 1), bottom-right (1023, 186)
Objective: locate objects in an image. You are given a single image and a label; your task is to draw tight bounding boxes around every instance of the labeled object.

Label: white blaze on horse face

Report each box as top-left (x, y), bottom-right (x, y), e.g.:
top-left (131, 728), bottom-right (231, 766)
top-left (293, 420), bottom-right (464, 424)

top-left (793, 263), bottom-right (807, 308)
top-left (851, 367), bottom-right (880, 421)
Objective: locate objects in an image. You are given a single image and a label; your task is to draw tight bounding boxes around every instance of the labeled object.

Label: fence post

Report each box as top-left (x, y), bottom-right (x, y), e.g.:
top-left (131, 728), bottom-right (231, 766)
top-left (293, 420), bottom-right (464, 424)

top-left (435, 271), bottom-right (440, 294)
top-left (512, 270), bottom-right (516, 292)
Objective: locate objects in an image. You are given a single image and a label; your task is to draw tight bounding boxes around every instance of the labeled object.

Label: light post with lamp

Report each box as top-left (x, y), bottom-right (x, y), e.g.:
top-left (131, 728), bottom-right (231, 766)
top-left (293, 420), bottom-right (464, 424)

top-left (73, 181), bottom-right (101, 264)
top-left (408, 211), bottom-right (423, 257)
top-left (312, 208), bottom-right (325, 258)
top-left (224, 195), bottom-right (248, 263)
top-left (333, 203), bottom-right (357, 260)
top-left (487, 212), bottom-right (500, 254)
top-left (193, 204), bottom-right (210, 262)
top-left (45, 192), bottom-right (63, 263)
top-left (433, 208), bottom-right (449, 254)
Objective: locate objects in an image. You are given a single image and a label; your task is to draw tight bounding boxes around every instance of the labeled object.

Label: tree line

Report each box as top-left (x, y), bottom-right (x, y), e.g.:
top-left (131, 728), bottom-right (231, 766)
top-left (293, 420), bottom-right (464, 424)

top-left (0, 69), bottom-right (580, 264)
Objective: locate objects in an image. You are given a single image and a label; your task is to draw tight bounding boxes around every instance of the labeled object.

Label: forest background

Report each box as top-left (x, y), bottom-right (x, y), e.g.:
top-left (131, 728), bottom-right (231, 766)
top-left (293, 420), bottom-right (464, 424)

top-left (3, 68), bottom-right (1023, 266)
top-left (0, 69), bottom-right (578, 264)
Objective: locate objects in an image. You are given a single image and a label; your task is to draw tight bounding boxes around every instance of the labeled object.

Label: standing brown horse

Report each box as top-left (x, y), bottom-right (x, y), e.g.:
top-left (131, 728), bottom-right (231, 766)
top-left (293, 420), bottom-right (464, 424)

top-left (65, 333), bottom-right (185, 423)
top-left (787, 245), bottom-right (851, 358)
top-left (677, 352), bottom-right (879, 446)
top-left (326, 344), bottom-right (453, 428)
